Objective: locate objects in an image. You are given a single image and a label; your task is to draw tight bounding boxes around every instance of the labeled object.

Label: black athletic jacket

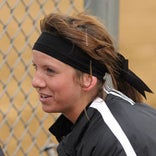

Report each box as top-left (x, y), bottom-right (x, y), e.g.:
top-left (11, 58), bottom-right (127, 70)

top-left (49, 89), bottom-right (156, 156)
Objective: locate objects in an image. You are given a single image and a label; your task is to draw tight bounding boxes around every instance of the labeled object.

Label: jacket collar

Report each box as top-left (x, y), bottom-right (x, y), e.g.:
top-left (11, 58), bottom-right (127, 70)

top-left (49, 114), bottom-right (73, 142)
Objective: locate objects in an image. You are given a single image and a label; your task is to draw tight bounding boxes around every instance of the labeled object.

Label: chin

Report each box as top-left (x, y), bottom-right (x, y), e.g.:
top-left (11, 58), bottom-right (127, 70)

top-left (42, 106), bottom-right (59, 113)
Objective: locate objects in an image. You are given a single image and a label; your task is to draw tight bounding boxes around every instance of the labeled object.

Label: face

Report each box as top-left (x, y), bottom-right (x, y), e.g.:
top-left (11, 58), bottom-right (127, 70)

top-left (32, 50), bottom-right (83, 115)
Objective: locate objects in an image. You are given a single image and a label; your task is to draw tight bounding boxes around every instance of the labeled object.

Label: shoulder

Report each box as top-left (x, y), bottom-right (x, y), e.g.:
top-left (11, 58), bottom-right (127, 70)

top-left (88, 89), bottom-right (156, 156)
top-left (104, 88), bottom-right (156, 121)
top-left (105, 90), bottom-right (156, 128)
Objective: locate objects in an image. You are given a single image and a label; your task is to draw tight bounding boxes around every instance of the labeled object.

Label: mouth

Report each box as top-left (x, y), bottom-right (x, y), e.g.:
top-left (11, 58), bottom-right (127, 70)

top-left (39, 93), bottom-right (52, 102)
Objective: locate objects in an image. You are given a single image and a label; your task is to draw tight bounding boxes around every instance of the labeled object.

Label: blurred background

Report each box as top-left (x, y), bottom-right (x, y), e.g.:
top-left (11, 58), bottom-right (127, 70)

top-left (0, 0), bottom-right (155, 155)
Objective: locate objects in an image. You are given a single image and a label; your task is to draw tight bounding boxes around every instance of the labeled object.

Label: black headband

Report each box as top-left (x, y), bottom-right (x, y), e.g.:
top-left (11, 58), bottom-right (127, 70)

top-left (118, 53), bottom-right (153, 98)
top-left (32, 32), bottom-right (108, 80)
top-left (33, 32), bottom-right (153, 98)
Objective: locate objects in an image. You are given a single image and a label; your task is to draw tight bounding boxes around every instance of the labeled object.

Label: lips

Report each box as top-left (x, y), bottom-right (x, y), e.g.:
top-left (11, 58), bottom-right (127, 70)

top-left (39, 93), bottom-right (52, 102)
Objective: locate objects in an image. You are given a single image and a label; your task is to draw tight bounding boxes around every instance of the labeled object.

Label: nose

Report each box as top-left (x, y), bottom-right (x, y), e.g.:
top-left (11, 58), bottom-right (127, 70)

top-left (32, 72), bottom-right (46, 89)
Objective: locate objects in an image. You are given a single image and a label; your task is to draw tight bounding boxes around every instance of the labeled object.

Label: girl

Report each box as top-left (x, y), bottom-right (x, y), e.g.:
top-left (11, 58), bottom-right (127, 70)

top-left (32, 13), bottom-right (156, 156)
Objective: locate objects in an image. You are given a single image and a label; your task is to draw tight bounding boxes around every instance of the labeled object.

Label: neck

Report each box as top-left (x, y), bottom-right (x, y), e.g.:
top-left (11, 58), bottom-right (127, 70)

top-left (63, 97), bottom-right (93, 123)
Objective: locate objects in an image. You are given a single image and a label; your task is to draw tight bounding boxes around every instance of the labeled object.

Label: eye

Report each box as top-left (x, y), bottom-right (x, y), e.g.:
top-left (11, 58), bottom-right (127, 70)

top-left (46, 67), bottom-right (55, 74)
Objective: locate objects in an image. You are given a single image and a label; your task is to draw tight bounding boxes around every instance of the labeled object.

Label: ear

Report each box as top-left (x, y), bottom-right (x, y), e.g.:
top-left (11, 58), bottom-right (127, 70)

top-left (81, 74), bottom-right (97, 91)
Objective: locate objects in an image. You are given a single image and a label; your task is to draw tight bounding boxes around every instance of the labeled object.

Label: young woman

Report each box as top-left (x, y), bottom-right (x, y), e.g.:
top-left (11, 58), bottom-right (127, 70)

top-left (32, 13), bottom-right (156, 156)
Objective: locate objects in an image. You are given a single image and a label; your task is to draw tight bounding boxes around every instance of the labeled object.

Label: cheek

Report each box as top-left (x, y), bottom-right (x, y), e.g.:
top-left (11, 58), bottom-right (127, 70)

top-left (58, 80), bottom-right (78, 95)
top-left (53, 77), bottom-right (81, 99)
